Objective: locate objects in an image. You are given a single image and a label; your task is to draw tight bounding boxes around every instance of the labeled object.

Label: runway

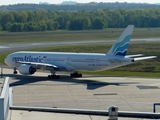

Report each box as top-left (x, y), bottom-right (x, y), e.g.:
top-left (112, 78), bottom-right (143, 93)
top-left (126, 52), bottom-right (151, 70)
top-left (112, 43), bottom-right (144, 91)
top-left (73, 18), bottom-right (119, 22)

top-left (2, 68), bottom-right (160, 113)
top-left (0, 38), bottom-right (160, 53)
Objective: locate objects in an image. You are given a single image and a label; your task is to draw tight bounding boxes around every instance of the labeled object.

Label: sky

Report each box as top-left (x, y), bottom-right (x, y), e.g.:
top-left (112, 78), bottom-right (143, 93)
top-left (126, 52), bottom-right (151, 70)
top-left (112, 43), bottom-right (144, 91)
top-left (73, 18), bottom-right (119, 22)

top-left (0, 0), bottom-right (160, 5)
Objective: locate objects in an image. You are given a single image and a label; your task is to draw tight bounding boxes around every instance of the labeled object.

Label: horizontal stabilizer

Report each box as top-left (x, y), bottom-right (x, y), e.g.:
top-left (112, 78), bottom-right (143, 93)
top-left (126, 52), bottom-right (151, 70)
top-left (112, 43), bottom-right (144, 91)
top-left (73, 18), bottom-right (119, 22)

top-left (134, 56), bottom-right (157, 61)
top-left (125, 54), bottom-right (144, 58)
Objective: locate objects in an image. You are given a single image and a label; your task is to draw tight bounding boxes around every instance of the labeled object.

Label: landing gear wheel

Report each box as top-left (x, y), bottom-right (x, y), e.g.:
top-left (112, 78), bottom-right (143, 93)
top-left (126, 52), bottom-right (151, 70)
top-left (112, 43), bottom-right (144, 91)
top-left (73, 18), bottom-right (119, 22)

top-left (48, 75), bottom-right (60, 79)
top-left (70, 73), bottom-right (74, 77)
top-left (48, 75), bottom-right (51, 79)
top-left (13, 68), bottom-right (17, 74)
top-left (13, 71), bottom-right (17, 74)
top-left (56, 75), bottom-right (60, 79)
top-left (70, 72), bottom-right (82, 78)
top-left (79, 73), bottom-right (82, 77)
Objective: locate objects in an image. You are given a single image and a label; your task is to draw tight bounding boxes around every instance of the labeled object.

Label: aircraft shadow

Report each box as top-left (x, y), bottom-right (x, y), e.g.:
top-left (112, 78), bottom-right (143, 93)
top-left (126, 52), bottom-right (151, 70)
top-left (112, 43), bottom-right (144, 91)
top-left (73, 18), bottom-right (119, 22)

top-left (52, 76), bottom-right (139, 90)
top-left (3, 74), bottom-right (48, 87)
top-left (3, 74), bottom-right (139, 90)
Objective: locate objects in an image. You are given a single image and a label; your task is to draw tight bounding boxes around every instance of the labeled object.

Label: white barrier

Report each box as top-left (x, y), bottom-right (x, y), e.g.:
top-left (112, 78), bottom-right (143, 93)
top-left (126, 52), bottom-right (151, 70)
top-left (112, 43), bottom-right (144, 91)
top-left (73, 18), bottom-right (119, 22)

top-left (0, 77), bottom-right (10, 120)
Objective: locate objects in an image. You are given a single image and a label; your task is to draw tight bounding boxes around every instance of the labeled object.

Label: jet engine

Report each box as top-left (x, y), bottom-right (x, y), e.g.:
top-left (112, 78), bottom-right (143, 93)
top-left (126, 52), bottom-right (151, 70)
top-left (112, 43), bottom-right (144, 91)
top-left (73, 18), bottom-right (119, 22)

top-left (18, 64), bottom-right (36, 75)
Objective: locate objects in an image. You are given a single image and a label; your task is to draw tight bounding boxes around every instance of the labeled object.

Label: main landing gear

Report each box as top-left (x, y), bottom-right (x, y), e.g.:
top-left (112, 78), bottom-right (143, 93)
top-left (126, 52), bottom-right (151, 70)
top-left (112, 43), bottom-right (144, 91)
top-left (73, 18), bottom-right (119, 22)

top-left (48, 70), bottom-right (60, 79)
top-left (48, 74), bottom-right (60, 79)
top-left (13, 68), bottom-right (17, 74)
top-left (70, 72), bottom-right (82, 78)
top-left (47, 70), bottom-right (82, 79)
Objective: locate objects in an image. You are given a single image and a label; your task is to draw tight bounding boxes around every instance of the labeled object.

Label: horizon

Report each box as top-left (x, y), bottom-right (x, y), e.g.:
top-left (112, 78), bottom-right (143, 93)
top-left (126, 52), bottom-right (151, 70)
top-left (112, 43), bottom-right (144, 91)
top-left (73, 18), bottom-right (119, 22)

top-left (0, 0), bottom-right (160, 6)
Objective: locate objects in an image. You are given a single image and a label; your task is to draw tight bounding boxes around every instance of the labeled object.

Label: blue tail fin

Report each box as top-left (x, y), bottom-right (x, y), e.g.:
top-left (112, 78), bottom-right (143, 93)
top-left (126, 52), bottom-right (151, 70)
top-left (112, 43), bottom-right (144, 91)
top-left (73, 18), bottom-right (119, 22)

top-left (107, 25), bottom-right (134, 57)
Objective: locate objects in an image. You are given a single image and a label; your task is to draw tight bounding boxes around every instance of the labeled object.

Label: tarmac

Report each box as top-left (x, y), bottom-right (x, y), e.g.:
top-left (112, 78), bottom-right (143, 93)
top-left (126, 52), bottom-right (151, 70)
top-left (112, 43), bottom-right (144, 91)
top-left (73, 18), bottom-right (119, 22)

top-left (1, 68), bottom-right (160, 120)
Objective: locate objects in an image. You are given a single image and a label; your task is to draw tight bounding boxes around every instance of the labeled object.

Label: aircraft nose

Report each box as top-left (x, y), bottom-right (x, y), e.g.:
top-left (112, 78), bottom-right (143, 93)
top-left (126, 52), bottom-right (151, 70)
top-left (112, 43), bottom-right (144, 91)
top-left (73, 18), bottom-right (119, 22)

top-left (4, 55), bottom-right (12, 65)
top-left (4, 56), bottom-right (9, 65)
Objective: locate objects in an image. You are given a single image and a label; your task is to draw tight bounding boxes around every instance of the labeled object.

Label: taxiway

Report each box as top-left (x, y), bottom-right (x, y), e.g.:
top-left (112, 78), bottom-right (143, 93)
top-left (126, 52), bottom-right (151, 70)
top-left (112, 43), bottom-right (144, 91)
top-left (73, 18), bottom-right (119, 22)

top-left (1, 38), bottom-right (160, 53)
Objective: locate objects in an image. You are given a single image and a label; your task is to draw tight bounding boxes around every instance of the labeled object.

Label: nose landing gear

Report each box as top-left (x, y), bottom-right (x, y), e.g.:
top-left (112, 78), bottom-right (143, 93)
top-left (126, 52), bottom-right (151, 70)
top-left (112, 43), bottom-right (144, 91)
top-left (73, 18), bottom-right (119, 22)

top-left (13, 68), bottom-right (18, 74)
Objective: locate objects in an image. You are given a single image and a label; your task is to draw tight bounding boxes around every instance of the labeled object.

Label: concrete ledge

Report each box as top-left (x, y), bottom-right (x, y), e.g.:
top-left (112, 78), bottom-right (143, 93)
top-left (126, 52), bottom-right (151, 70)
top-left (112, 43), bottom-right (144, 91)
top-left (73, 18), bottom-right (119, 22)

top-left (10, 106), bottom-right (108, 116)
top-left (10, 106), bottom-right (160, 119)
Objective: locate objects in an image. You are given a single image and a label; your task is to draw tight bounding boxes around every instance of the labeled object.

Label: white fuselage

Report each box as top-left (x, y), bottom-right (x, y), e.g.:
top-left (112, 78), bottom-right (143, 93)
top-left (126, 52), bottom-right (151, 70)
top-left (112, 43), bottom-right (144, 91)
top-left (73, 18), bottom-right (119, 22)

top-left (5, 51), bottom-right (134, 72)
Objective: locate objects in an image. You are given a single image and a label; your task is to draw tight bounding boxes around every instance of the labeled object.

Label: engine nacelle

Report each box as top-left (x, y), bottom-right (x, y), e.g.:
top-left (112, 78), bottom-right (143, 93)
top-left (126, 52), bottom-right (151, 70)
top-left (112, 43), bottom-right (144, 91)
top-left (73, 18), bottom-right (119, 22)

top-left (18, 64), bottom-right (36, 75)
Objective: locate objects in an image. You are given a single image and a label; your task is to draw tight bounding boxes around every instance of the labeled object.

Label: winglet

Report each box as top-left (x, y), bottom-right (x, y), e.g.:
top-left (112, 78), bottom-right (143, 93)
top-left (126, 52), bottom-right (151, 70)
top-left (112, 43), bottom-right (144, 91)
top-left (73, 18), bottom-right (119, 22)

top-left (107, 25), bottom-right (134, 57)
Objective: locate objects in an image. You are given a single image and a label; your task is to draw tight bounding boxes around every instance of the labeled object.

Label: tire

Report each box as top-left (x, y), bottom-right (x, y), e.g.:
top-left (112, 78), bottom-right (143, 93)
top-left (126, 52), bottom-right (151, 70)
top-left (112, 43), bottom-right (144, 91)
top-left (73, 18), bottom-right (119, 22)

top-left (48, 75), bottom-right (51, 79)
top-left (79, 73), bottom-right (82, 77)
top-left (70, 73), bottom-right (74, 77)
top-left (13, 71), bottom-right (17, 74)
top-left (56, 75), bottom-right (60, 79)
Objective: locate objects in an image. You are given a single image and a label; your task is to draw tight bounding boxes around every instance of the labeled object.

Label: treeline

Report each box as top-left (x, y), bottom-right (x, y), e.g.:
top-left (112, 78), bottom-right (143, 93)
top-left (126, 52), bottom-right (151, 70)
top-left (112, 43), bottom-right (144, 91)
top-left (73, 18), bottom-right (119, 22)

top-left (0, 8), bottom-right (160, 32)
top-left (0, 2), bottom-right (160, 12)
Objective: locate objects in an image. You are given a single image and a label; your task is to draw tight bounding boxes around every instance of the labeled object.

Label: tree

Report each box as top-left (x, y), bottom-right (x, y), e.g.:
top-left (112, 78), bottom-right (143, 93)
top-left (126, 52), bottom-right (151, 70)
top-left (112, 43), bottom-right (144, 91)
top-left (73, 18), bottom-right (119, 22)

top-left (10, 23), bottom-right (23, 32)
top-left (13, 11), bottom-right (28, 23)
top-left (27, 11), bottom-right (35, 22)
top-left (56, 11), bottom-right (73, 29)
top-left (23, 22), bottom-right (39, 31)
top-left (46, 20), bottom-right (59, 30)
top-left (0, 24), bottom-right (2, 31)
top-left (82, 17), bottom-right (91, 30)
top-left (39, 21), bottom-right (47, 31)
top-left (46, 20), bottom-right (55, 30)
top-left (1, 8), bottom-right (160, 32)
top-left (53, 21), bottom-right (59, 30)
top-left (68, 17), bottom-right (91, 30)
top-left (5, 23), bottom-right (12, 31)
top-left (91, 18), bottom-right (104, 29)
top-left (107, 9), bottom-right (124, 28)
top-left (1, 13), bottom-right (14, 30)
top-left (35, 9), bottom-right (47, 21)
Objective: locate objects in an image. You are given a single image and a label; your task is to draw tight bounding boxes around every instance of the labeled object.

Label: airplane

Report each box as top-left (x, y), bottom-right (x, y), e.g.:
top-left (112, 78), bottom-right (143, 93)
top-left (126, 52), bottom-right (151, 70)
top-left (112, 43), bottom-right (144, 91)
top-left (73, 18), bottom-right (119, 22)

top-left (4, 25), bottom-right (156, 79)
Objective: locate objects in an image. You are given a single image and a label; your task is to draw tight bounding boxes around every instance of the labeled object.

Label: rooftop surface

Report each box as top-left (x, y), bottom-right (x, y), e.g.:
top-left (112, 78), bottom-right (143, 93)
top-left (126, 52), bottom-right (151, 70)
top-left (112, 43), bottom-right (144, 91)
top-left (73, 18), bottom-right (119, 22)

top-left (2, 68), bottom-right (160, 119)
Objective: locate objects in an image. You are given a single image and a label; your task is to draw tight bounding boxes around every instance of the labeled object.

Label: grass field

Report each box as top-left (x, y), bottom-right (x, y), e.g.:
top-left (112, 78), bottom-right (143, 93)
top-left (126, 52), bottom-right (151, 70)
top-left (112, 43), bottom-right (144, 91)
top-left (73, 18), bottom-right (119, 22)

top-left (1, 27), bottom-right (160, 77)
top-left (0, 27), bottom-right (160, 44)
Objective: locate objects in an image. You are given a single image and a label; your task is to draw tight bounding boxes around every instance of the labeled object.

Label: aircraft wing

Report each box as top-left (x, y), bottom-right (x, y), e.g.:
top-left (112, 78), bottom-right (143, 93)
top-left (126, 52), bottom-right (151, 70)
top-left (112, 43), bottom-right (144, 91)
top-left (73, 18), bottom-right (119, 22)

top-left (15, 61), bottom-right (66, 70)
top-left (134, 56), bottom-right (157, 61)
top-left (125, 54), bottom-right (144, 58)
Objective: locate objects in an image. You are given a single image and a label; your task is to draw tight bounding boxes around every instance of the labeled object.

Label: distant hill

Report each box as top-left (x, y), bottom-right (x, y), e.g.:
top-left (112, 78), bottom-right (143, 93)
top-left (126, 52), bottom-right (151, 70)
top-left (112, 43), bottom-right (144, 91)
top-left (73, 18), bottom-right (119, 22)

top-left (61, 1), bottom-right (77, 5)
top-left (0, 2), bottom-right (160, 12)
top-left (39, 2), bottom-right (50, 5)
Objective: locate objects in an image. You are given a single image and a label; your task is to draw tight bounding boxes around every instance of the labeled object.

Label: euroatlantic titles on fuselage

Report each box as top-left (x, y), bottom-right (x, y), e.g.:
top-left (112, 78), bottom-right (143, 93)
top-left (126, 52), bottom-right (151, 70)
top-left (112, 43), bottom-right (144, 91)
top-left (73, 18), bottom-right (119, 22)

top-left (12, 55), bottom-right (43, 63)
